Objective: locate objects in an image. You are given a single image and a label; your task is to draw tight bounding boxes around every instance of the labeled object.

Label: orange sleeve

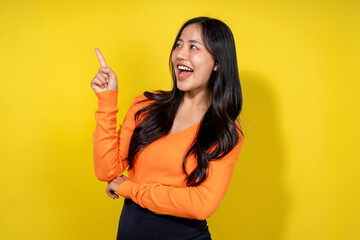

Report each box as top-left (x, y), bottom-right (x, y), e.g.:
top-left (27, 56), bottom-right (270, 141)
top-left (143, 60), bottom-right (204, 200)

top-left (92, 90), bottom-right (138, 182)
top-left (116, 135), bottom-right (244, 220)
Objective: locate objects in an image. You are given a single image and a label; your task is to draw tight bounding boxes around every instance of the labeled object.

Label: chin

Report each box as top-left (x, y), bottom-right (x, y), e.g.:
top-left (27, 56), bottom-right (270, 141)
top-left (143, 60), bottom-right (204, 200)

top-left (176, 81), bottom-right (190, 92)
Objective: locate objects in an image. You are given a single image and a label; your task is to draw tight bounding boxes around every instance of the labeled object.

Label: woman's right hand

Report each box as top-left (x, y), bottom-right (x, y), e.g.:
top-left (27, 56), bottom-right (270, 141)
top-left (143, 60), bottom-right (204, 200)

top-left (91, 48), bottom-right (118, 93)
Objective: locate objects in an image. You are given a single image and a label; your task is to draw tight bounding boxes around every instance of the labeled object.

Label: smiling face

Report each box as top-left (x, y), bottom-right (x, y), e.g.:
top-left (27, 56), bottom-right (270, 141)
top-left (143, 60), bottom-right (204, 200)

top-left (171, 23), bottom-right (216, 95)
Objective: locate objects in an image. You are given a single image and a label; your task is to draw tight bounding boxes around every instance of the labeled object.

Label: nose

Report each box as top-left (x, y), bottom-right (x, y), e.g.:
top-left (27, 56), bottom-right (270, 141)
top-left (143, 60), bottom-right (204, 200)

top-left (176, 46), bottom-right (188, 60)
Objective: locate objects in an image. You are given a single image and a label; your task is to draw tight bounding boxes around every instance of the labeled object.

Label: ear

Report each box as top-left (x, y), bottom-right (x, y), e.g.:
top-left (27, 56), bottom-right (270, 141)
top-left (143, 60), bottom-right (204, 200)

top-left (213, 64), bottom-right (217, 71)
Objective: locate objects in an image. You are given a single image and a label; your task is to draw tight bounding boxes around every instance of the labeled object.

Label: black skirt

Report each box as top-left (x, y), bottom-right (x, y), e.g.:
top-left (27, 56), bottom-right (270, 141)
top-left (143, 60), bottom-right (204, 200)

top-left (116, 198), bottom-right (212, 240)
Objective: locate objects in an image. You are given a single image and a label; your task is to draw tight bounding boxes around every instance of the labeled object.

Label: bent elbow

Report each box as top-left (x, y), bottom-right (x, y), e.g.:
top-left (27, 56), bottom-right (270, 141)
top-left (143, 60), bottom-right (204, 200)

top-left (94, 169), bottom-right (117, 182)
top-left (190, 201), bottom-right (219, 220)
top-left (93, 156), bottom-right (126, 182)
top-left (95, 173), bottom-right (110, 182)
top-left (190, 209), bottom-right (215, 220)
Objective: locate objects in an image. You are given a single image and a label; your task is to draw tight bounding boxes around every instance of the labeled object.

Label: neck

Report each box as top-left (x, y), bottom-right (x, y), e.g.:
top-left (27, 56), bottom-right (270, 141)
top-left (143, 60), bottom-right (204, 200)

top-left (181, 88), bottom-right (212, 111)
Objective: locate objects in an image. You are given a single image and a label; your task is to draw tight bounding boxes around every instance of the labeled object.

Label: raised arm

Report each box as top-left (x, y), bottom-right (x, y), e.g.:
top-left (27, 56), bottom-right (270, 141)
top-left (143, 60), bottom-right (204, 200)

top-left (92, 90), bottom-right (139, 181)
top-left (116, 133), bottom-right (244, 220)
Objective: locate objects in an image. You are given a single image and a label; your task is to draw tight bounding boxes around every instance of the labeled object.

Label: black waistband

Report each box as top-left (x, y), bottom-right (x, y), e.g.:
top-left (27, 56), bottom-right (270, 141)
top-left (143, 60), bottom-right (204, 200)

top-left (123, 198), bottom-right (208, 224)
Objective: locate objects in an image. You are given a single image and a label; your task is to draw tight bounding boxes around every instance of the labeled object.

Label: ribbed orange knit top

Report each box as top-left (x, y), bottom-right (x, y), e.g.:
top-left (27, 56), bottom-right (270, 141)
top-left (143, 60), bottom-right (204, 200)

top-left (92, 90), bottom-right (244, 220)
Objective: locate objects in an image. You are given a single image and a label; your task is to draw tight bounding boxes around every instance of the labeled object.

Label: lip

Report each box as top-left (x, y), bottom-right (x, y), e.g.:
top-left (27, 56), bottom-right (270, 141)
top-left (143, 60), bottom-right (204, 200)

top-left (176, 63), bottom-right (193, 71)
top-left (176, 64), bottom-right (194, 81)
top-left (175, 62), bottom-right (194, 81)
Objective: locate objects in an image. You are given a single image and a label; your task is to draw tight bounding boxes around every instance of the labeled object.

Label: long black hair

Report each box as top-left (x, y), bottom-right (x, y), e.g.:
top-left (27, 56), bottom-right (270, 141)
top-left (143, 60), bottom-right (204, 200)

top-left (126, 16), bottom-right (244, 186)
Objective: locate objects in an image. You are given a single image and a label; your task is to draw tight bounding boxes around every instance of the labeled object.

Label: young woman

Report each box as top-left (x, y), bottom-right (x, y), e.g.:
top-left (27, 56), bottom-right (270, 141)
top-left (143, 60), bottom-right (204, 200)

top-left (91, 16), bottom-right (244, 240)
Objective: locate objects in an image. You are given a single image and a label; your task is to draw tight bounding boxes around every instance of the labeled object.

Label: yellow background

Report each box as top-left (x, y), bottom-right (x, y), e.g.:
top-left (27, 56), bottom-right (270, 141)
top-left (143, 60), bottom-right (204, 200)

top-left (0, 0), bottom-right (359, 239)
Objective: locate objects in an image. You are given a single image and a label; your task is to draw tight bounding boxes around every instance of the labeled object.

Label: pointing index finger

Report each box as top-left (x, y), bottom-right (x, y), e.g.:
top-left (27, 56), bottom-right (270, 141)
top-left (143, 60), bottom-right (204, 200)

top-left (95, 48), bottom-right (108, 67)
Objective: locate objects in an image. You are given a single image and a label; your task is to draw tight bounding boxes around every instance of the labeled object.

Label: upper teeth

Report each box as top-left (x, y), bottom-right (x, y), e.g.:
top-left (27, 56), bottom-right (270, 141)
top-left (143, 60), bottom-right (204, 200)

top-left (178, 65), bottom-right (192, 71)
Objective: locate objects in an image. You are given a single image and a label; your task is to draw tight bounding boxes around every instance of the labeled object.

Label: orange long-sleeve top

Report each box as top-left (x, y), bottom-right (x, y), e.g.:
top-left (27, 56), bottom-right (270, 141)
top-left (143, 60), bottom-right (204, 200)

top-left (92, 89), bottom-right (244, 220)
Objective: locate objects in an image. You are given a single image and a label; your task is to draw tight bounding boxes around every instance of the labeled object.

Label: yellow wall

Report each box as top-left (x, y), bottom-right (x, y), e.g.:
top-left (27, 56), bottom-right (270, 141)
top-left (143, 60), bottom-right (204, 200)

top-left (0, 0), bottom-right (359, 239)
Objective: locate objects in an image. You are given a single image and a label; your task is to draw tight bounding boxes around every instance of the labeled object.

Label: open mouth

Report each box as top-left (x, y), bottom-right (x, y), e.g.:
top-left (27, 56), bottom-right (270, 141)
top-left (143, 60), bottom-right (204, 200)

top-left (177, 64), bottom-right (193, 80)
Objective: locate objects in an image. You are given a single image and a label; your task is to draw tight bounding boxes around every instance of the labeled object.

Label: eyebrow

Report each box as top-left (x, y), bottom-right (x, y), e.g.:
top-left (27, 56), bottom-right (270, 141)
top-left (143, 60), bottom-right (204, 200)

top-left (178, 38), bottom-right (203, 45)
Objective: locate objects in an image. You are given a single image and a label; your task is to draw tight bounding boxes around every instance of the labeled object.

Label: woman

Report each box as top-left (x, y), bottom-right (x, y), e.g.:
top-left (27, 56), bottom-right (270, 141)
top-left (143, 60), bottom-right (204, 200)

top-left (91, 16), bottom-right (244, 240)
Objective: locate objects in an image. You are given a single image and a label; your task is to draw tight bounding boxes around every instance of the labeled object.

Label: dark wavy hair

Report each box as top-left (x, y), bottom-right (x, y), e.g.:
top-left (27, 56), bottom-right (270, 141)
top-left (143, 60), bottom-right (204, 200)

top-left (126, 16), bottom-right (244, 186)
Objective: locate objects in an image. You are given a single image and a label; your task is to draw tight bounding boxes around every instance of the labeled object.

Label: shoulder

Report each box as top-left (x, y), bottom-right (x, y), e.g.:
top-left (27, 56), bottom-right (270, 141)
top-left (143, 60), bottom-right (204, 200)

top-left (223, 123), bottom-right (245, 160)
top-left (235, 122), bottom-right (244, 148)
top-left (131, 91), bottom-right (159, 111)
top-left (234, 122), bottom-right (244, 142)
top-left (134, 90), bottom-right (160, 101)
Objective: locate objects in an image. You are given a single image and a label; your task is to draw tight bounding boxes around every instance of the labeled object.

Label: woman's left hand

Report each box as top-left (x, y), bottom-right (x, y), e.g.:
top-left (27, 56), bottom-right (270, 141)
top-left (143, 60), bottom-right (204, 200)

top-left (106, 175), bottom-right (129, 199)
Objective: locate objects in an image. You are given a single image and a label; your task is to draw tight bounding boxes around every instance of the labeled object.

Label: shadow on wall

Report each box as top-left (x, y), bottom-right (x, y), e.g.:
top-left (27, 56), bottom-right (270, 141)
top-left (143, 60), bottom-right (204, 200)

top-left (208, 70), bottom-right (289, 240)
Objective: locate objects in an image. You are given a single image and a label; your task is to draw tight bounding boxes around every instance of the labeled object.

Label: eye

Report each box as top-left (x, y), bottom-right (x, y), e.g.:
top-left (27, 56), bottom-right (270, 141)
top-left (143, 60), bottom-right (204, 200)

top-left (176, 43), bottom-right (182, 48)
top-left (190, 45), bottom-right (198, 50)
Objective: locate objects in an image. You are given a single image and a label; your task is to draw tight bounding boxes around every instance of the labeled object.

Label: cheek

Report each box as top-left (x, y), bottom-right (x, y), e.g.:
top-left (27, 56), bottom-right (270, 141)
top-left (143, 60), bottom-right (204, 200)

top-left (193, 52), bottom-right (214, 66)
top-left (171, 50), bottom-right (177, 64)
top-left (205, 58), bottom-right (215, 74)
top-left (194, 56), bottom-right (215, 76)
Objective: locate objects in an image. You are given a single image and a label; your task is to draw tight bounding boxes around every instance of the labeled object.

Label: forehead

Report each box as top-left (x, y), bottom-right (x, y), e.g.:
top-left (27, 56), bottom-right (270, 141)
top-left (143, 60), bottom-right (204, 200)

top-left (179, 23), bottom-right (203, 42)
